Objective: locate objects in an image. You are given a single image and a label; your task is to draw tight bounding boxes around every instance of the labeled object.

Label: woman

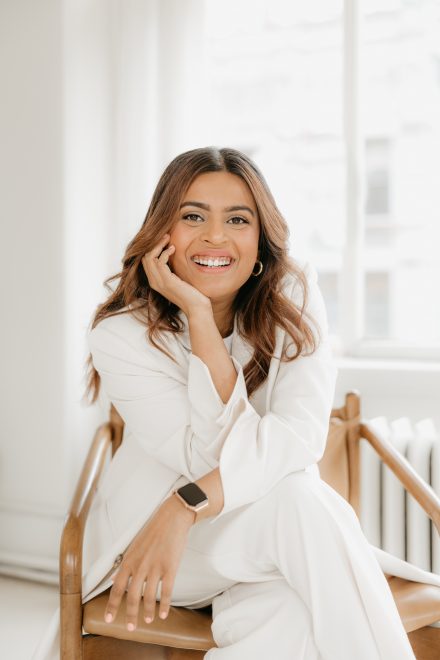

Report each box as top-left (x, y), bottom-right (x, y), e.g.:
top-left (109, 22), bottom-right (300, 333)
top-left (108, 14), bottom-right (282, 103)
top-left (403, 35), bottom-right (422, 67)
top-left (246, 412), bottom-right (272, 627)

top-left (32, 147), bottom-right (439, 659)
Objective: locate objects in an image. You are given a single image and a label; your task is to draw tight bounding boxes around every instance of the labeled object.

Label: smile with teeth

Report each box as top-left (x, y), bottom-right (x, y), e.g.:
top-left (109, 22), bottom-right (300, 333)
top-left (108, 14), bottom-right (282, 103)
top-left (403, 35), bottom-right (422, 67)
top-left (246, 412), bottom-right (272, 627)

top-left (192, 256), bottom-right (234, 268)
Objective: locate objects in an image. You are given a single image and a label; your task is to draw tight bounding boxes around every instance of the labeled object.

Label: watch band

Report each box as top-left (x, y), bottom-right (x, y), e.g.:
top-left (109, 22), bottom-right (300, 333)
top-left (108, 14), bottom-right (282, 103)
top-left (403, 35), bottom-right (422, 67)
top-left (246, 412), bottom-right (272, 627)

top-left (173, 491), bottom-right (197, 523)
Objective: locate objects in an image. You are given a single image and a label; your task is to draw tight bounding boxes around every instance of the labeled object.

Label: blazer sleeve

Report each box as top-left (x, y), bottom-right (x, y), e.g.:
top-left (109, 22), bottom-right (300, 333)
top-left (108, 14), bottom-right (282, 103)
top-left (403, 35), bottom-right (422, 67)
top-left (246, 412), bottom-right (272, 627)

top-left (88, 260), bottom-right (337, 518)
top-left (87, 317), bottom-right (249, 482)
top-left (202, 261), bottom-right (338, 524)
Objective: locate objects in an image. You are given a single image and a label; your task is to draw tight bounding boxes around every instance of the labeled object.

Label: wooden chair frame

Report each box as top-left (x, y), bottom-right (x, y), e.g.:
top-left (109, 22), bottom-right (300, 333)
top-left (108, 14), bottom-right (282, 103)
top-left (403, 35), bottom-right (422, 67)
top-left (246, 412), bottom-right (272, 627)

top-left (60, 391), bottom-right (440, 659)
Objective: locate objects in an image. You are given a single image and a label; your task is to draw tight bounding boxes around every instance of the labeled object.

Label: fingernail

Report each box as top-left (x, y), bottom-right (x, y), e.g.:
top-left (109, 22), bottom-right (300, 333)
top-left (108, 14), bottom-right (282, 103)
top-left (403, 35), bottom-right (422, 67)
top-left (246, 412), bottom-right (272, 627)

top-left (105, 613), bottom-right (113, 623)
top-left (159, 611), bottom-right (167, 619)
top-left (127, 622), bottom-right (135, 631)
top-left (145, 616), bottom-right (153, 623)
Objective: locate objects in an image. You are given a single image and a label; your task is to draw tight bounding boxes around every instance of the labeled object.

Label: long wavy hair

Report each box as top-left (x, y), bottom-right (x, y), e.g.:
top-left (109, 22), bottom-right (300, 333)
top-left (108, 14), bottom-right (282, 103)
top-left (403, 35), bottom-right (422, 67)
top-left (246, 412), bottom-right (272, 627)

top-left (84, 146), bottom-right (321, 405)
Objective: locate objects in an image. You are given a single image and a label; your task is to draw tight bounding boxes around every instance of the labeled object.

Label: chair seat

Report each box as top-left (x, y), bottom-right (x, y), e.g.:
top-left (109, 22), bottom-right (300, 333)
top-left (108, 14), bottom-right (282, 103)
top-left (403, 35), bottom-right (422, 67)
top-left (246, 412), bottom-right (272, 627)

top-left (83, 588), bottom-right (215, 651)
top-left (387, 577), bottom-right (440, 633)
top-left (83, 578), bottom-right (440, 650)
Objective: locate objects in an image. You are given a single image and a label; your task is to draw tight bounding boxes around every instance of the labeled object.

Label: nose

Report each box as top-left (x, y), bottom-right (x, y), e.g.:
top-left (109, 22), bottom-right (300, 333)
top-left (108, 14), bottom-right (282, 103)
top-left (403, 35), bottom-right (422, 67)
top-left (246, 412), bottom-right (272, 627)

top-left (200, 218), bottom-right (228, 245)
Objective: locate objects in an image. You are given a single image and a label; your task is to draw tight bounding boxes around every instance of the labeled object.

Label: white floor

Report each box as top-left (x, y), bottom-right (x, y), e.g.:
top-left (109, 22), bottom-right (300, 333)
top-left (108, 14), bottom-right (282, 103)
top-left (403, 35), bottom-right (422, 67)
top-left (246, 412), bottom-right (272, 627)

top-left (0, 576), bottom-right (58, 660)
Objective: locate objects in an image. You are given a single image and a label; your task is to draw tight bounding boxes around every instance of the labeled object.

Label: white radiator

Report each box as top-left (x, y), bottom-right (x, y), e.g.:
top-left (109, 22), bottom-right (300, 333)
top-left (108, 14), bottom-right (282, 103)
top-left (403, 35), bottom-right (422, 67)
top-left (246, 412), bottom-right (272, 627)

top-left (359, 416), bottom-right (440, 574)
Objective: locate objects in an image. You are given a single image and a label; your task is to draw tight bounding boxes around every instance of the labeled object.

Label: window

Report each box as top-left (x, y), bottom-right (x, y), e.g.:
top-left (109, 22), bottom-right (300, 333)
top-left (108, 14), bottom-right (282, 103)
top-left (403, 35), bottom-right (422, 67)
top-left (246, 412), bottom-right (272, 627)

top-left (365, 271), bottom-right (390, 338)
top-left (201, 0), bottom-right (440, 359)
top-left (365, 138), bottom-right (391, 218)
top-left (360, 0), bottom-right (440, 353)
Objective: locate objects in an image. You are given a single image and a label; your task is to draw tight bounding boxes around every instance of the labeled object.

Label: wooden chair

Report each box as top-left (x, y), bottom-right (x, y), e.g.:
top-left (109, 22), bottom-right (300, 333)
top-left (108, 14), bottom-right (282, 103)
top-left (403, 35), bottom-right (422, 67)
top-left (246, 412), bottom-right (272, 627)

top-left (60, 391), bottom-right (440, 659)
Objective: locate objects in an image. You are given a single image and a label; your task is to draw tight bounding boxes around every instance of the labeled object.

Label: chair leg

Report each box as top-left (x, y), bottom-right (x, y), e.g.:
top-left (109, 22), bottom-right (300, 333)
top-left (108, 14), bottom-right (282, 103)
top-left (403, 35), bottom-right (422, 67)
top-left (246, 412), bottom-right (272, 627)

top-left (82, 635), bottom-right (207, 660)
top-left (408, 626), bottom-right (440, 660)
top-left (60, 593), bottom-right (83, 660)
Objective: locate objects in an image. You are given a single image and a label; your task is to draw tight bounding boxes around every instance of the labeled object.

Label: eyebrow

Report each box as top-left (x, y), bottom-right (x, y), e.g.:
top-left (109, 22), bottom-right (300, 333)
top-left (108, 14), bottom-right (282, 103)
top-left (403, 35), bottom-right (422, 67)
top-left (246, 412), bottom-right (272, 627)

top-left (179, 200), bottom-right (256, 217)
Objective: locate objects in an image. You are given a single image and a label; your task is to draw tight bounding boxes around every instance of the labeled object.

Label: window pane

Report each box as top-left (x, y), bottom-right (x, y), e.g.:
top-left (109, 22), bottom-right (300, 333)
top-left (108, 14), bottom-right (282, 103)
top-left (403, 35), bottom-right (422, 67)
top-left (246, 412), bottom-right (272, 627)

top-left (317, 271), bottom-right (339, 332)
top-left (365, 138), bottom-right (390, 217)
top-left (365, 271), bottom-right (390, 338)
top-left (203, 0), bottom-right (345, 338)
top-left (363, 0), bottom-right (440, 345)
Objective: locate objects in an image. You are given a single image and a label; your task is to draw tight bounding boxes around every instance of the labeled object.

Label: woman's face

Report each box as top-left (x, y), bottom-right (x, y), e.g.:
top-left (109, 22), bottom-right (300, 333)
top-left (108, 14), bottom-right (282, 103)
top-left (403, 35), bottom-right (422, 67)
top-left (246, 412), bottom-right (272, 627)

top-left (167, 171), bottom-right (260, 305)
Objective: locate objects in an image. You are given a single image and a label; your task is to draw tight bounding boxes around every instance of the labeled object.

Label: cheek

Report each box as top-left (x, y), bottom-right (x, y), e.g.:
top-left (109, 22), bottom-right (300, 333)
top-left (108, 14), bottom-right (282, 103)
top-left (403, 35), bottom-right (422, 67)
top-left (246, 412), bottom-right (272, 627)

top-left (168, 226), bottom-right (187, 254)
top-left (166, 229), bottom-right (183, 260)
top-left (239, 238), bottom-right (259, 263)
top-left (167, 240), bottom-right (189, 275)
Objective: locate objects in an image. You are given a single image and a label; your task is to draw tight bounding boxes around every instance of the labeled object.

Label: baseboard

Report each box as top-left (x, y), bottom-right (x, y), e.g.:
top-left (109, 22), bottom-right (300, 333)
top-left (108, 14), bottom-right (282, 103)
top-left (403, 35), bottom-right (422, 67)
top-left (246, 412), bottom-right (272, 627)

top-left (0, 560), bottom-right (58, 585)
top-left (0, 503), bottom-right (63, 585)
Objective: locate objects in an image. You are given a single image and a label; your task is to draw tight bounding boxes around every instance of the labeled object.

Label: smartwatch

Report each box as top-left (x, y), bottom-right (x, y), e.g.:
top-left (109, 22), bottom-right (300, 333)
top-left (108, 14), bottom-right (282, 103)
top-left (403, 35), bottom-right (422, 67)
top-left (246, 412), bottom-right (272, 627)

top-left (173, 482), bottom-right (209, 515)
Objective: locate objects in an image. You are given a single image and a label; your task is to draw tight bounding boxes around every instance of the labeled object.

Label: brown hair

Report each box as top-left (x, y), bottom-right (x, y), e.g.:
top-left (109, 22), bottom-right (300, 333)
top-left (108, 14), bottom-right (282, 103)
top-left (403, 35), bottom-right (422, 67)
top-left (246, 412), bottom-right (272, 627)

top-left (84, 146), bottom-right (321, 404)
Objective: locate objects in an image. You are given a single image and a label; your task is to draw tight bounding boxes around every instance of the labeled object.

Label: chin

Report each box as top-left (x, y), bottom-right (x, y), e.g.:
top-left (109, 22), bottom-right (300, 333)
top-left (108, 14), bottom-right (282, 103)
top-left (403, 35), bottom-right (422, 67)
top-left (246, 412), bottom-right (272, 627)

top-left (193, 280), bottom-right (233, 297)
top-left (196, 282), bottom-right (229, 296)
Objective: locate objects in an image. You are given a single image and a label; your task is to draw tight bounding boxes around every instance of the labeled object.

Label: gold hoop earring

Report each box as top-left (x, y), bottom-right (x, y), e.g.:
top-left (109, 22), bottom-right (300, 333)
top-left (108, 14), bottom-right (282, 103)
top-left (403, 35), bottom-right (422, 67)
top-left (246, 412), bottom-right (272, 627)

top-left (251, 260), bottom-right (263, 277)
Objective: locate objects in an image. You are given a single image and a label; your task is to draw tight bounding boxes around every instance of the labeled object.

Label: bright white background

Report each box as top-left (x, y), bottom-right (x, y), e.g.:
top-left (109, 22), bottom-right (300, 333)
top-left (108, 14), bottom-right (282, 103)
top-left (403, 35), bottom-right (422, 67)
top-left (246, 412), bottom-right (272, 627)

top-left (1, 0), bottom-right (439, 583)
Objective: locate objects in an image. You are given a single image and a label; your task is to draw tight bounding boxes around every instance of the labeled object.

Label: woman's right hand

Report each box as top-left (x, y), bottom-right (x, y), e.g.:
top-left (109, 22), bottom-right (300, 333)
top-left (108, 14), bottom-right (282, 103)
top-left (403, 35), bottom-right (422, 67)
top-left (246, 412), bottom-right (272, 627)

top-left (104, 493), bottom-right (195, 630)
top-left (141, 233), bottom-right (212, 318)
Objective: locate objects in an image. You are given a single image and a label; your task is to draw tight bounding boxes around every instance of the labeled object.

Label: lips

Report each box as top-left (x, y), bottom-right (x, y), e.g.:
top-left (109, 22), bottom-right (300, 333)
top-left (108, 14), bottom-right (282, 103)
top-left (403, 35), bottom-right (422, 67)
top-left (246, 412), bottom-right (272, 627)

top-left (191, 257), bottom-right (234, 264)
top-left (191, 253), bottom-right (234, 260)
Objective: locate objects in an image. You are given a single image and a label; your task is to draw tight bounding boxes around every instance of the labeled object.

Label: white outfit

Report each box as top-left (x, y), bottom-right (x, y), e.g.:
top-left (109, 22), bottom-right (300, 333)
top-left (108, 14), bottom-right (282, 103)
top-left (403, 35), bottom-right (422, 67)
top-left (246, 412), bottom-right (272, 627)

top-left (32, 260), bottom-right (440, 660)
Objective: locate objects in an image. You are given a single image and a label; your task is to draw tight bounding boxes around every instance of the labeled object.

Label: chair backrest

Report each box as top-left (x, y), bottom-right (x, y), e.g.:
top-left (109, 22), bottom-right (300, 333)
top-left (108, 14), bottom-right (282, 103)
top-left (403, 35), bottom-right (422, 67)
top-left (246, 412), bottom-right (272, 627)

top-left (109, 403), bottom-right (124, 457)
top-left (108, 389), bottom-right (363, 516)
top-left (318, 390), bottom-right (362, 517)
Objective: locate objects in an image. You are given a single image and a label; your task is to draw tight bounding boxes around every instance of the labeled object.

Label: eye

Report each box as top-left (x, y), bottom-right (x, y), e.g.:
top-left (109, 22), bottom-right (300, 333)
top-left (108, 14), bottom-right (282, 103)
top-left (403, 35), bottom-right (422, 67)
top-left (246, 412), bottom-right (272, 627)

top-left (228, 216), bottom-right (249, 225)
top-left (182, 213), bottom-right (203, 222)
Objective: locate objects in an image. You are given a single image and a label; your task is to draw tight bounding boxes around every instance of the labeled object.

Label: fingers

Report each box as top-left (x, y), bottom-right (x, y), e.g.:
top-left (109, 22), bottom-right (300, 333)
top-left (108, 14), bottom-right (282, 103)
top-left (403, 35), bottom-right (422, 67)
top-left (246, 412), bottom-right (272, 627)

top-left (158, 572), bottom-right (175, 620)
top-left (149, 233), bottom-right (171, 260)
top-left (104, 567), bottom-right (130, 624)
top-left (141, 233), bottom-right (175, 284)
top-left (143, 572), bottom-right (161, 624)
top-left (125, 575), bottom-right (145, 631)
top-left (157, 244), bottom-right (175, 263)
top-left (105, 569), bottom-right (167, 631)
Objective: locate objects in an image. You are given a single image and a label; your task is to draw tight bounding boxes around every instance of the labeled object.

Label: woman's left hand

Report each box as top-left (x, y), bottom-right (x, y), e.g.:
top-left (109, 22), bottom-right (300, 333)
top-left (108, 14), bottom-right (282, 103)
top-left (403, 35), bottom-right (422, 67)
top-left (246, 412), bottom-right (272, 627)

top-left (104, 494), bottom-right (195, 630)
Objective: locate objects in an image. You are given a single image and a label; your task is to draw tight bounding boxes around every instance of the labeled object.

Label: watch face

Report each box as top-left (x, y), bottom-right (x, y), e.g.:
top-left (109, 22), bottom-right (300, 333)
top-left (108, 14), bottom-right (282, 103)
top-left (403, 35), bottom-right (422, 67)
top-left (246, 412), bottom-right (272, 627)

top-left (177, 482), bottom-right (207, 506)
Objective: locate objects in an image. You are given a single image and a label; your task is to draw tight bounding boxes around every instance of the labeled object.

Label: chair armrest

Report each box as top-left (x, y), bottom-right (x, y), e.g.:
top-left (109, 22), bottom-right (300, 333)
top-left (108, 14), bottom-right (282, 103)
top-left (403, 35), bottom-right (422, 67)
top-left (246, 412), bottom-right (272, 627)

top-left (59, 422), bottom-right (113, 596)
top-left (360, 421), bottom-right (440, 537)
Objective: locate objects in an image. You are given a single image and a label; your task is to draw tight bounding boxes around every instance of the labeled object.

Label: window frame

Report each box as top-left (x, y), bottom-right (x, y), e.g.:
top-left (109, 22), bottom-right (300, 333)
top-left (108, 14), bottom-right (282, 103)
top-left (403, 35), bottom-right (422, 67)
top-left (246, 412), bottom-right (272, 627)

top-left (340, 0), bottom-right (440, 360)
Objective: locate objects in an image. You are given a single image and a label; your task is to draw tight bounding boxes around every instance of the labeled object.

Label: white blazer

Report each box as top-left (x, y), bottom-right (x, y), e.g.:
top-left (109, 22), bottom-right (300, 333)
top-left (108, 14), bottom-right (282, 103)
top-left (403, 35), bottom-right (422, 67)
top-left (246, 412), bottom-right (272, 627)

top-left (82, 259), bottom-right (440, 605)
top-left (31, 259), bottom-right (440, 659)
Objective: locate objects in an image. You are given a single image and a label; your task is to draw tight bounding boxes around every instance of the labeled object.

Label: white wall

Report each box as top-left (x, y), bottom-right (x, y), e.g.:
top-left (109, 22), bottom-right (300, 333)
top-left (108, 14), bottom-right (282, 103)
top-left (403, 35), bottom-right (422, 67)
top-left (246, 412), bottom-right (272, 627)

top-left (0, 0), bottom-right (208, 583)
top-left (0, 0), bottom-right (68, 578)
top-left (334, 360), bottom-right (440, 429)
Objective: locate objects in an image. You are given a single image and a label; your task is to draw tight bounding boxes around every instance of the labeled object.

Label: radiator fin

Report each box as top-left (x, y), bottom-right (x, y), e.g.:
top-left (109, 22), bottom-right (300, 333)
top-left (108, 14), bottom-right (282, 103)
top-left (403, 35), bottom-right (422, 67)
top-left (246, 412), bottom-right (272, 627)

top-left (360, 416), bottom-right (440, 574)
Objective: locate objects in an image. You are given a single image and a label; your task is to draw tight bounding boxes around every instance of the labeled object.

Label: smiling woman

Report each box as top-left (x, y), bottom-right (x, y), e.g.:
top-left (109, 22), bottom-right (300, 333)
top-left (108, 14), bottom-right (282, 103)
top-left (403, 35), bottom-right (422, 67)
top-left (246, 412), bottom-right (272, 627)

top-left (31, 146), bottom-right (420, 660)
top-left (85, 146), bottom-right (319, 400)
top-left (166, 170), bottom-right (261, 335)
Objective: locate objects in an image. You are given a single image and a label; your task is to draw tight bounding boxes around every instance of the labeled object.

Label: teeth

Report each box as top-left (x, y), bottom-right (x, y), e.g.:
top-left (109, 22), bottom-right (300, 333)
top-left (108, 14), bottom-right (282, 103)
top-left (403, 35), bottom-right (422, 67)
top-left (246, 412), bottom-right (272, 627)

top-left (193, 256), bottom-right (232, 267)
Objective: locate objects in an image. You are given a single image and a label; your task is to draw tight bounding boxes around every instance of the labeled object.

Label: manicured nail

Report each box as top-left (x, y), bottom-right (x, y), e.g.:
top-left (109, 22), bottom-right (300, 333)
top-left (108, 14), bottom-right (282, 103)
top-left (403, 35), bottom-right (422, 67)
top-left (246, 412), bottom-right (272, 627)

top-left (159, 611), bottom-right (167, 619)
top-left (105, 613), bottom-right (113, 623)
top-left (145, 616), bottom-right (153, 623)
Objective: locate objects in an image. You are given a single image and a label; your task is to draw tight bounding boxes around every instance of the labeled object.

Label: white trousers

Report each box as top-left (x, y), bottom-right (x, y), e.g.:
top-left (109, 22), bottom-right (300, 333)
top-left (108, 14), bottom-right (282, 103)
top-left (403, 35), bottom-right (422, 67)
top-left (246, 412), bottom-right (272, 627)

top-left (32, 470), bottom-right (418, 659)
top-left (167, 470), bottom-right (416, 660)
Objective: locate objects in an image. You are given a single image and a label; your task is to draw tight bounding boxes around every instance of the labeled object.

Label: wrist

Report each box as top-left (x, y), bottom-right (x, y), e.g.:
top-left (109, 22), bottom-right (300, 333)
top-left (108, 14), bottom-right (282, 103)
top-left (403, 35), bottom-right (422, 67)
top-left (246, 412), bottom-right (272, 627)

top-left (167, 492), bottom-right (197, 525)
top-left (186, 303), bottom-right (213, 322)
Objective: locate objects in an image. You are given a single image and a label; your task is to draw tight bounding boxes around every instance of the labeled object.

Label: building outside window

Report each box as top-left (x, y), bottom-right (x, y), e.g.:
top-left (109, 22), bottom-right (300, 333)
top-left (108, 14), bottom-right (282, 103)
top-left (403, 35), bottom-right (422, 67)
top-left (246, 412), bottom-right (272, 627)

top-left (201, 0), bottom-right (440, 358)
